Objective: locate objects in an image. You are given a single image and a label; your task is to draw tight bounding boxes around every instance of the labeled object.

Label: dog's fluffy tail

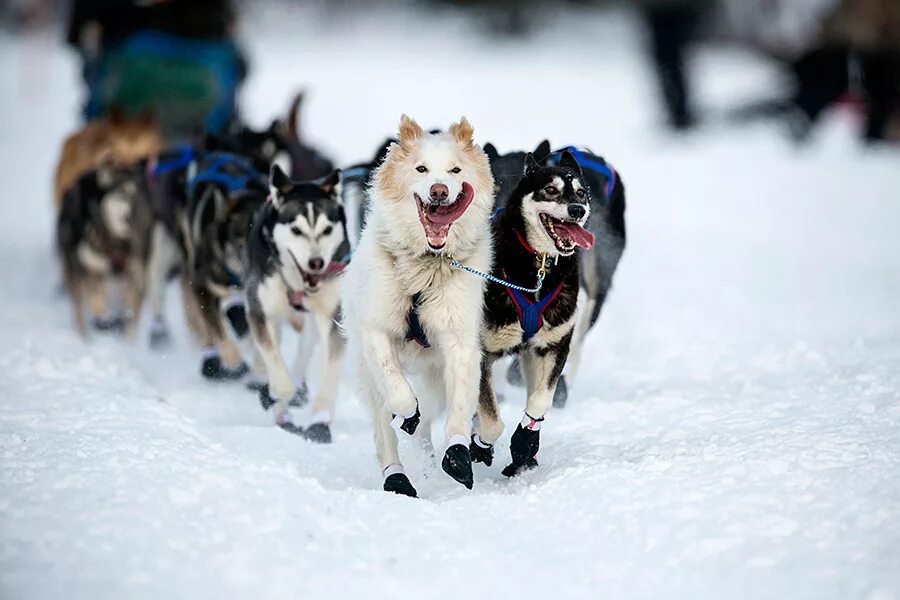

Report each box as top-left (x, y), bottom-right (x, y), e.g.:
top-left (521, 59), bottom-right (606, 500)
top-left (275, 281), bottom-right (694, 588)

top-left (287, 90), bottom-right (305, 142)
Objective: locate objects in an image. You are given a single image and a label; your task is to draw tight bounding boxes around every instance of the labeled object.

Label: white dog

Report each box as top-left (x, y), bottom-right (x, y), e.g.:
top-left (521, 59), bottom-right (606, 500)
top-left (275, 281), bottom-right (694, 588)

top-left (342, 115), bottom-right (494, 497)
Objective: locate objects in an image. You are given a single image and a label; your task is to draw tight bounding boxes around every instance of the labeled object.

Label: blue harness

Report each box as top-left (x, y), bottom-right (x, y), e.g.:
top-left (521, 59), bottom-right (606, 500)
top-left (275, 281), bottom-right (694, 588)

top-left (405, 292), bottom-right (430, 348)
top-left (151, 143), bottom-right (196, 179)
top-left (186, 152), bottom-right (263, 199)
top-left (548, 146), bottom-right (617, 203)
top-left (504, 270), bottom-right (565, 342)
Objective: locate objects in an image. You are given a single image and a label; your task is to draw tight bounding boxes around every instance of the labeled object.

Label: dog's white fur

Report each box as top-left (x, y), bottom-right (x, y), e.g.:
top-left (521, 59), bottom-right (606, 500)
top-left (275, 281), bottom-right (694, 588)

top-left (342, 115), bottom-right (494, 478)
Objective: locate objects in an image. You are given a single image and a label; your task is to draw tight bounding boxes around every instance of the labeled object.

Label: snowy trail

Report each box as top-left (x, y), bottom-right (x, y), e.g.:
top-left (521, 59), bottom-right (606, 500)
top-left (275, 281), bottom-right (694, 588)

top-left (2, 7), bottom-right (900, 599)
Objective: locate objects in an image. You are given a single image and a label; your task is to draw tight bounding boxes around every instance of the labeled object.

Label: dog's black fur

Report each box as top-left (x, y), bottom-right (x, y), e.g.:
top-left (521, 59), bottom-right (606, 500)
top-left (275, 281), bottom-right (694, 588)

top-left (474, 151), bottom-right (589, 476)
top-left (483, 139), bottom-right (550, 209)
top-left (183, 151), bottom-right (269, 380)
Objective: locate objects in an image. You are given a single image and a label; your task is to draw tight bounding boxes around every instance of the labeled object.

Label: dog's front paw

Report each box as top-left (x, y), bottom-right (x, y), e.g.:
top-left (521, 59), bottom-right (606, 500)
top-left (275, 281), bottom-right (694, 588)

top-left (383, 473), bottom-right (418, 498)
top-left (225, 303), bottom-right (249, 338)
top-left (506, 356), bottom-right (525, 387)
top-left (552, 375), bottom-right (568, 409)
top-left (509, 415), bottom-right (543, 468)
top-left (391, 402), bottom-right (421, 436)
top-left (304, 422), bottom-right (331, 444)
top-left (469, 434), bottom-right (494, 466)
top-left (441, 443), bottom-right (473, 490)
top-left (201, 355), bottom-right (249, 381)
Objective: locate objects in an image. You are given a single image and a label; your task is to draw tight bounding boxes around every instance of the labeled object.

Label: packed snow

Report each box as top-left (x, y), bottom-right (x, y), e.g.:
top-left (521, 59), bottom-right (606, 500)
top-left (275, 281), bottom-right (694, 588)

top-left (1, 5), bottom-right (899, 599)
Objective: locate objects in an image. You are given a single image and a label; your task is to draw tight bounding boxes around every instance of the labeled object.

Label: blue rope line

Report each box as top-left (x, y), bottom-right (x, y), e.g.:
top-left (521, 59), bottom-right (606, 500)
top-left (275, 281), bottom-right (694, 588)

top-left (447, 257), bottom-right (545, 294)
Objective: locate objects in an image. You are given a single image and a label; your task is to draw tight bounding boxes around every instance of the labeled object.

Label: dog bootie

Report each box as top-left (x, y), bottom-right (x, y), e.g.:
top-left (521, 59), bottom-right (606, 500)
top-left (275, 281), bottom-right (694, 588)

top-left (225, 303), bottom-right (249, 339)
top-left (391, 402), bottom-right (420, 436)
top-left (201, 355), bottom-right (249, 381)
top-left (383, 466), bottom-right (417, 498)
top-left (442, 439), bottom-right (474, 490)
top-left (276, 413), bottom-right (304, 436)
top-left (469, 433), bottom-right (494, 467)
top-left (288, 382), bottom-right (309, 407)
top-left (258, 384), bottom-right (307, 411)
top-left (245, 377), bottom-right (266, 393)
top-left (506, 356), bottom-right (525, 387)
top-left (258, 384), bottom-right (277, 411)
top-left (304, 413), bottom-right (331, 444)
top-left (502, 414), bottom-right (543, 478)
top-left (552, 375), bottom-right (568, 409)
top-left (92, 314), bottom-right (126, 335)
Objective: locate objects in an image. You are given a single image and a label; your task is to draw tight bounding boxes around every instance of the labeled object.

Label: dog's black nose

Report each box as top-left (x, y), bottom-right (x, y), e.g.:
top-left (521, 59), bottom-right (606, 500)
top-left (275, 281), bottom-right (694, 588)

top-left (429, 183), bottom-right (449, 203)
top-left (568, 204), bottom-right (586, 220)
top-left (308, 257), bottom-right (325, 272)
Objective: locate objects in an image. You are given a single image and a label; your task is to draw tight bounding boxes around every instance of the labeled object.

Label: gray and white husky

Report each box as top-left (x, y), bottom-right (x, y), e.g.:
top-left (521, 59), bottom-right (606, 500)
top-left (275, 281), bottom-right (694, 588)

top-left (244, 164), bottom-right (349, 443)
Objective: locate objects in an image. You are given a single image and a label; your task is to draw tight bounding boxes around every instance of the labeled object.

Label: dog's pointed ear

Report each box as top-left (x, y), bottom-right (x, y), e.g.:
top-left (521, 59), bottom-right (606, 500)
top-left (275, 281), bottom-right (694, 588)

top-left (483, 142), bottom-right (499, 161)
top-left (319, 168), bottom-right (343, 199)
top-left (558, 150), bottom-right (583, 177)
top-left (269, 118), bottom-right (289, 138)
top-left (524, 152), bottom-right (540, 175)
top-left (269, 164), bottom-right (292, 205)
top-left (534, 139), bottom-right (551, 161)
top-left (398, 114), bottom-right (424, 147)
top-left (449, 116), bottom-right (474, 149)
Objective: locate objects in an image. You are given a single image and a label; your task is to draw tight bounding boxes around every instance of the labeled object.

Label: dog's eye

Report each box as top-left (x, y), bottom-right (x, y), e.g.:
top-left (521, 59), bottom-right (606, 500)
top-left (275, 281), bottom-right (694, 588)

top-left (449, 167), bottom-right (461, 174)
top-left (322, 226), bottom-right (333, 236)
top-left (416, 165), bottom-right (428, 173)
top-left (290, 226), bottom-right (302, 235)
top-left (544, 186), bottom-right (559, 195)
top-left (576, 188), bottom-right (586, 198)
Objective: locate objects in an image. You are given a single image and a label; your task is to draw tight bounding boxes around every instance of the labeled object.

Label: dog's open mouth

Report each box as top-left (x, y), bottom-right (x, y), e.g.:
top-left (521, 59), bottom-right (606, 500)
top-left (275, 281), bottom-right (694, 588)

top-left (288, 249), bottom-right (322, 293)
top-left (415, 182), bottom-right (475, 250)
top-left (302, 272), bottom-right (322, 292)
top-left (539, 213), bottom-right (595, 255)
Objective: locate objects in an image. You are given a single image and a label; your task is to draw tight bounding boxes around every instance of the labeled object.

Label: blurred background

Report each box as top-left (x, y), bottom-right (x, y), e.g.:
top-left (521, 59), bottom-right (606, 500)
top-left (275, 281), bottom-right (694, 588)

top-left (2, 0), bottom-right (898, 151)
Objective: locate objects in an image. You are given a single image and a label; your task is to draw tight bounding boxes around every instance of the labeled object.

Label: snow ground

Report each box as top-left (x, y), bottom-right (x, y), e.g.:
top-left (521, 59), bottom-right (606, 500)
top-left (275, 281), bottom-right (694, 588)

top-left (1, 5), bottom-right (900, 599)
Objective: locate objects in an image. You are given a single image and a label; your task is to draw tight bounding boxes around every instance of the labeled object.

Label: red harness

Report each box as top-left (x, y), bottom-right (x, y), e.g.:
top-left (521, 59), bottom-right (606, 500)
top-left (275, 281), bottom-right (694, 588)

top-left (287, 261), bottom-right (347, 311)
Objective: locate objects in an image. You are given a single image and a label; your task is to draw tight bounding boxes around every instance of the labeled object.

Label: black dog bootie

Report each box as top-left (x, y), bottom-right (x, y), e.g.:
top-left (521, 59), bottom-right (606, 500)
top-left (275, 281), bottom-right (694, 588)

top-left (502, 414), bottom-right (543, 477)
top-left (442, 442), bottom-right (474, 489)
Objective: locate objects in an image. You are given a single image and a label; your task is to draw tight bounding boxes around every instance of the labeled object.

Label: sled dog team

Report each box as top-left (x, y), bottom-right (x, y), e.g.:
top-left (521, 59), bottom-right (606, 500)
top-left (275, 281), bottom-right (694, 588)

top-left (55, 101), bottom-right (626, 497)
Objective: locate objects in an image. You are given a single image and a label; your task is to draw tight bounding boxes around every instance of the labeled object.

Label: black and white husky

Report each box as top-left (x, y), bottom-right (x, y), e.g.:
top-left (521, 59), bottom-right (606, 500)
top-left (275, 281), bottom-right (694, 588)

top-left (472, 151), bottom-right (595, 477)
top-left (484, 142), bottom-right (626, 407)
top-left (342, 115), bottom-right (495, 497)
top-left (244, 165), bottom-right (349, 442)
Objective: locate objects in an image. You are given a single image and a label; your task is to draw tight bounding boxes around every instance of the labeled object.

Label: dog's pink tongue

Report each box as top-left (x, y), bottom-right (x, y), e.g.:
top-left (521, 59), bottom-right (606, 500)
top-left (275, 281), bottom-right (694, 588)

top-left (556, 222), bottom-right (595, 249)
top-left (427, 182), bottom-right (474, 225)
